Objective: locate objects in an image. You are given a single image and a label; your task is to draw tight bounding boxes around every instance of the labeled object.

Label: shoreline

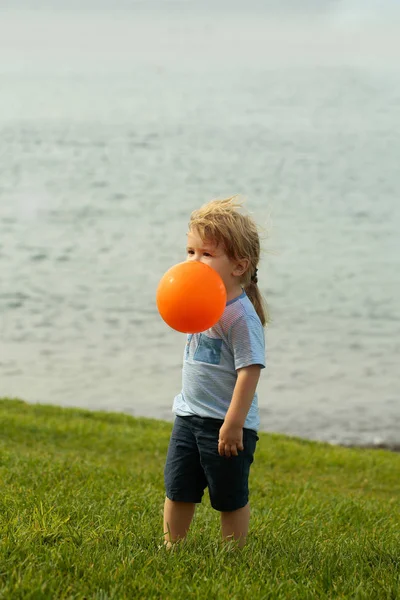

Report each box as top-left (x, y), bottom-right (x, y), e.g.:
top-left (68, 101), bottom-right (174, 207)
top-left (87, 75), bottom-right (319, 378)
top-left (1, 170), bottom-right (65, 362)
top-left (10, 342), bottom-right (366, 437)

top-left (342, 442), bottom-right (400, 454)
top-left (2, 396), bottom-right (400, 454)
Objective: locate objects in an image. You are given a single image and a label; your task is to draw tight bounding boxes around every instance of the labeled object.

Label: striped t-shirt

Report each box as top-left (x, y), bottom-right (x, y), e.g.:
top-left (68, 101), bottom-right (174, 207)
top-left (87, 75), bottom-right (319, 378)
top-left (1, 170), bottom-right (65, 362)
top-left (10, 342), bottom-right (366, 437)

top-left (173, 291), bottom-right (266, 431)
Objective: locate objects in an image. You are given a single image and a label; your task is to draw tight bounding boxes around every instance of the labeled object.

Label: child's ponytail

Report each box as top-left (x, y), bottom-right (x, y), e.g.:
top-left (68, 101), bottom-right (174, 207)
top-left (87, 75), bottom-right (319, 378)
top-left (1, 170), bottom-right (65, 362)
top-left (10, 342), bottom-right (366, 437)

top-left (244, 278), bottom-right (268, 327)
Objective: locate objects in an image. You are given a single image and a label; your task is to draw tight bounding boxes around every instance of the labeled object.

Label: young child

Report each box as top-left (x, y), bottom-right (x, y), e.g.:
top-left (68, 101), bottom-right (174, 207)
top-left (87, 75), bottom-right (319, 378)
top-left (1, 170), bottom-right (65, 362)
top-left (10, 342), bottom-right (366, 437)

top-left (163, 197), bottom-right (267, 548)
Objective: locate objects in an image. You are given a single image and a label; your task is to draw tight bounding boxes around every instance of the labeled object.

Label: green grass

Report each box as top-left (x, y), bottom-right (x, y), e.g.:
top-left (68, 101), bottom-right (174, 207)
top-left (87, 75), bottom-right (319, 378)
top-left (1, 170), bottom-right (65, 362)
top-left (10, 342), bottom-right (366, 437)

top-left (0, 398), bottom-right (399, 600)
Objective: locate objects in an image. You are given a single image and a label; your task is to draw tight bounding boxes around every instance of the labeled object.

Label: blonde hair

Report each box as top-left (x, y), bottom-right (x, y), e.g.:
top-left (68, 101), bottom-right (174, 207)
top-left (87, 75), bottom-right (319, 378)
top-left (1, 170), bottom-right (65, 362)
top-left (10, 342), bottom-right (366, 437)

top-left (189, 196), bottom-right (269, 326)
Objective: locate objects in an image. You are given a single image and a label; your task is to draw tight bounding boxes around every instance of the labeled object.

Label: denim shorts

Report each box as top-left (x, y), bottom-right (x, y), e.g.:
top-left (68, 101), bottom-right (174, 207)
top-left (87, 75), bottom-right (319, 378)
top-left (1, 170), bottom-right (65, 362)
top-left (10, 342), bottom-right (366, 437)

top-left (164, 415), bottom-right (259, 512)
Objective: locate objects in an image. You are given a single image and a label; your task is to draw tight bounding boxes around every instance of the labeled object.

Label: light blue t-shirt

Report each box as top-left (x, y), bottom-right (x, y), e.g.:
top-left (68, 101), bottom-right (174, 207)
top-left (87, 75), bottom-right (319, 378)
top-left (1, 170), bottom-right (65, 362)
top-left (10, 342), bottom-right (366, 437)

top-left (173, 291), bottom-right (266, 431)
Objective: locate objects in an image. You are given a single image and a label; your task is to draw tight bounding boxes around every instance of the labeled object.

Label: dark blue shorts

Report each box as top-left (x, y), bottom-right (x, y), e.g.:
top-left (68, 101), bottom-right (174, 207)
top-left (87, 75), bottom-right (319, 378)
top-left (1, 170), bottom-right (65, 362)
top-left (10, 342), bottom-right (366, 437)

top-left (164, 415), bottom-right (259, 512)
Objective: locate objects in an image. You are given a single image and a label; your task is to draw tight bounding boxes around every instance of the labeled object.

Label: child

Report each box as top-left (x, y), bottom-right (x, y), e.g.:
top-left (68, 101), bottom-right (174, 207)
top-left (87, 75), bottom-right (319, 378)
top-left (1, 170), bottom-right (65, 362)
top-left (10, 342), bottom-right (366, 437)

top-left (163, 197), bottom-right (267, 548)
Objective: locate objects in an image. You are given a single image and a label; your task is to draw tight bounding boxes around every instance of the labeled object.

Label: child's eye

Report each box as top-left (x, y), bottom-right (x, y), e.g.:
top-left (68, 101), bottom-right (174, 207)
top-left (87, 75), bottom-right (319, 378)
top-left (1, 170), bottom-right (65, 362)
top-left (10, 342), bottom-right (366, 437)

top-left (203, 252), bottom-right (212, 257)
top-left (187, 249), bottom-right (194, 255)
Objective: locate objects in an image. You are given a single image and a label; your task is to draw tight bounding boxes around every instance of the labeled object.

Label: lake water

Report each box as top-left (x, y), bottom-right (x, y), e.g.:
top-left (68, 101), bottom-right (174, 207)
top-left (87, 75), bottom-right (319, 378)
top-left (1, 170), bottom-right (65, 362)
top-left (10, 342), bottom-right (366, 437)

top-left (1, 2), bottom-right (399, 447)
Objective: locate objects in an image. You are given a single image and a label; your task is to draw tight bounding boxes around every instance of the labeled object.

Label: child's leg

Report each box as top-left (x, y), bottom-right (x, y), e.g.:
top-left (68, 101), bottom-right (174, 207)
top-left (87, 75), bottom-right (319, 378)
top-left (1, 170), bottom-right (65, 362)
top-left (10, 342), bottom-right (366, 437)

top-left (163, 417), bottom-right (207, 546)
top-left (220, 503), bottom-right (250, 547)
top-left (163, 498), bottom-right (196, 546)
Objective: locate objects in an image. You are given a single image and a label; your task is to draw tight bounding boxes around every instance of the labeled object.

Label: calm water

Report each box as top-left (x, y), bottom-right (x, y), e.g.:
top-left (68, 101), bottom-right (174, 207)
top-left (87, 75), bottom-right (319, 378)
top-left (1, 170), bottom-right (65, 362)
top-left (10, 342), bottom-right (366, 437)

top-left (1, 3), bottom-right (399, 446)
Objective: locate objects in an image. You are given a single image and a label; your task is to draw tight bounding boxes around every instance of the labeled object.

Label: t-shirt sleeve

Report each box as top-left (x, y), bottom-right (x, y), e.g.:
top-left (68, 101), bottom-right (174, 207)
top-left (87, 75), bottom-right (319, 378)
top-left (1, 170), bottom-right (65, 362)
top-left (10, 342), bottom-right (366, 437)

top-left (229, 315), bottom-right (266, 371)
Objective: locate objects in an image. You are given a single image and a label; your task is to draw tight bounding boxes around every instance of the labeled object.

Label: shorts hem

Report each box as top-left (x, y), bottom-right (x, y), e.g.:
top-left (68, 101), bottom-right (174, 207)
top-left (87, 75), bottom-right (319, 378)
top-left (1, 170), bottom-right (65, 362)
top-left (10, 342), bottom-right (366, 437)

top-left (166, 492), bottom-right (203, 504)
top-left (211, 497), bottom-right (249, 512)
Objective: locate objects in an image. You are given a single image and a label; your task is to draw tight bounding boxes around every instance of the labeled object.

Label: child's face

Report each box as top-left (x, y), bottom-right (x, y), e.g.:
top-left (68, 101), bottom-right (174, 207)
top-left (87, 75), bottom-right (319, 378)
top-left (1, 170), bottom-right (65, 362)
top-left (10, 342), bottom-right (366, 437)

top-left (186, 229), bottom-right (246, 297)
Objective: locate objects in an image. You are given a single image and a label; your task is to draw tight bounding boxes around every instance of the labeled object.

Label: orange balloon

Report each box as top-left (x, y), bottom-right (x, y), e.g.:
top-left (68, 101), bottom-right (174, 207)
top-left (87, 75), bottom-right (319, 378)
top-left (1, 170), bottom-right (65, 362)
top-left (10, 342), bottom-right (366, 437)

top-left (156, 261), bottom-right (227, 333)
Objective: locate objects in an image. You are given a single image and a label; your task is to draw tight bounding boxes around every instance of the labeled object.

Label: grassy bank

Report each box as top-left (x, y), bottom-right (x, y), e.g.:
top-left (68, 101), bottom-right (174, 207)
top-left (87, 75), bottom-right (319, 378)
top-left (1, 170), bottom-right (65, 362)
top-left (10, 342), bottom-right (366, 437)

top-left (0, 398), bottom-right (399, 599)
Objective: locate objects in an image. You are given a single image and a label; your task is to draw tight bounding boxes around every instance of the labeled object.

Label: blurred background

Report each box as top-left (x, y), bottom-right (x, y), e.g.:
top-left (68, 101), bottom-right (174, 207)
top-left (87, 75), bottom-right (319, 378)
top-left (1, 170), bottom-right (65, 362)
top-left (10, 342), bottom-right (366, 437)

top-left (1, 0), bottom-right (399, 447)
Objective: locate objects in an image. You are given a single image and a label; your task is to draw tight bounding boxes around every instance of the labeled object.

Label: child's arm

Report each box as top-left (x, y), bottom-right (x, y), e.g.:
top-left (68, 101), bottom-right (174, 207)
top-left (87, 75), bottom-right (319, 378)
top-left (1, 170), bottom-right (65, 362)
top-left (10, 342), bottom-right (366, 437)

top-left (218, 364), bottom-right (261, 458)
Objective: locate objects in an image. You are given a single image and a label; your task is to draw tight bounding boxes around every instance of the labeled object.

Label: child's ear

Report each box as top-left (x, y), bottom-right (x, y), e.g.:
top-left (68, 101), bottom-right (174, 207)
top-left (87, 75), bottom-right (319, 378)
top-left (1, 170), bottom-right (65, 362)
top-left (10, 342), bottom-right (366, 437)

top-left (233, 258), bottom-right (250, 277)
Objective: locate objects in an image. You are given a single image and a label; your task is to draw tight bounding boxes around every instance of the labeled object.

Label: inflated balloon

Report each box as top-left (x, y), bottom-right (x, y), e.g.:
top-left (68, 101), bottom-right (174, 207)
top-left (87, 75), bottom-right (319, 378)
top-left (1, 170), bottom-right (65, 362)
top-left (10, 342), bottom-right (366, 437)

top-left (156, 261), bottom-right (227, 333)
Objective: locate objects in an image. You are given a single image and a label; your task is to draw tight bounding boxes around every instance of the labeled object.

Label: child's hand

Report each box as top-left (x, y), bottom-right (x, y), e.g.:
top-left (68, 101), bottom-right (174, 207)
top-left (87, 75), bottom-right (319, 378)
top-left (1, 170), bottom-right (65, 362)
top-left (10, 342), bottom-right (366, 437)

top-left (218, 423), bottom-right (244, 458)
